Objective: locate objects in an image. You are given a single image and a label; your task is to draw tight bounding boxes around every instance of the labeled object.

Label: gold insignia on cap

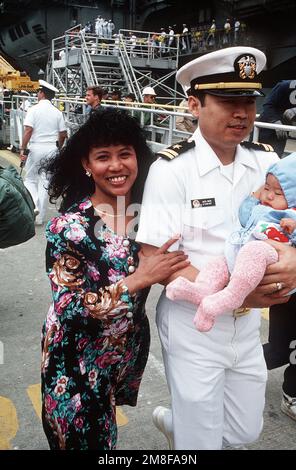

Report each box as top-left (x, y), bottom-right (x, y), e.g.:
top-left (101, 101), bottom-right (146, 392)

top-left (236, 55), bottom-right (256, 80)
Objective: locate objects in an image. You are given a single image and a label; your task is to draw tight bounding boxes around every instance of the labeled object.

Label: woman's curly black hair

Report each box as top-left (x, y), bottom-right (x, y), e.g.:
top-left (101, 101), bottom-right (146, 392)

top-left (42, 107), bottom-right (155, 212)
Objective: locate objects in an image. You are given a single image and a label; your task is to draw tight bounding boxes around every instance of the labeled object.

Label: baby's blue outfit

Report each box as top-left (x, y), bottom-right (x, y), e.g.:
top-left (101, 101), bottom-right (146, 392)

top-left (226, 153), bottom-right (296, 272)
top-left (238, 195), bottom-right (296, 245)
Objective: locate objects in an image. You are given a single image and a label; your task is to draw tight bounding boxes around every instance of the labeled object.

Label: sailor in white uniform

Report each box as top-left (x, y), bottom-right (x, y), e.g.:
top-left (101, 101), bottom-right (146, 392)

top-left (20, 80), bottom-right (67, 225)
top-left (137, 47), bottom-right (296, 449)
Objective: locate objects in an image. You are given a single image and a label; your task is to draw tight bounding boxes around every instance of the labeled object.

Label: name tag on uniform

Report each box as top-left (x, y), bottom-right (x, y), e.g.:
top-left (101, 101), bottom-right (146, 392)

top-left (191, 198), bottom-right (216, 208)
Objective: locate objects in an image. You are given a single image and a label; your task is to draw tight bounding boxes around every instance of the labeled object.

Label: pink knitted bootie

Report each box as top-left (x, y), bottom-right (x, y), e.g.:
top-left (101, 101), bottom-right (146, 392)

top-left (194, 241), bottom-right (278, 332)
top-left (166, 256), bottom-right (229, 305)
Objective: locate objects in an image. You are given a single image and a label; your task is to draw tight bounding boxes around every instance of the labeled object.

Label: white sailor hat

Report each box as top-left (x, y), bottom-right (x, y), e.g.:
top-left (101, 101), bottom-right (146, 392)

top-left (176, 46), bottom-right (266, 97)
top-left (38, 79), bottom-right (59, 94)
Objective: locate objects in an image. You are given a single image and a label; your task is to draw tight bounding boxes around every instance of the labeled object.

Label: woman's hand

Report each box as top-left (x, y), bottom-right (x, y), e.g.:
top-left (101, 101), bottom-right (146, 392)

top-left (125, 237), bottom-right (190, 293)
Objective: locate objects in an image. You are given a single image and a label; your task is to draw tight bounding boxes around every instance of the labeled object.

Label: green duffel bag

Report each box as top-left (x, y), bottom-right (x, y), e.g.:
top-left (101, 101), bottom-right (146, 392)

top-left (0, 165), bottom-right (35, 248)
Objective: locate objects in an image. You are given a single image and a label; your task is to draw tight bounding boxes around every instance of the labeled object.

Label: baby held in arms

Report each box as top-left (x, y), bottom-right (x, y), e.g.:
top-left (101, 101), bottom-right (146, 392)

top-left (166, 153), bottom-right (296, 332)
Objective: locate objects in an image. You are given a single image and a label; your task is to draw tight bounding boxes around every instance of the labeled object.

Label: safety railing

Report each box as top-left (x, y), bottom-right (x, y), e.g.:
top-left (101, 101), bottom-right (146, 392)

top-left (2, 95), bottom-right (296, 153)
top-left (118, 29), bottom-right (180, 63)
top-left (50, 29), bottom-right (179, 65)
top-left (189, 26), bottom-right (256, 54)
top-left (253, 121), bottom-right (296, 141)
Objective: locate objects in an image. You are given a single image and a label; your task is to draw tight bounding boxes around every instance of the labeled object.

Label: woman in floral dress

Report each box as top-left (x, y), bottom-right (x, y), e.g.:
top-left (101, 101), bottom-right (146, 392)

top-left (41, 108), bottom-right (189, 450)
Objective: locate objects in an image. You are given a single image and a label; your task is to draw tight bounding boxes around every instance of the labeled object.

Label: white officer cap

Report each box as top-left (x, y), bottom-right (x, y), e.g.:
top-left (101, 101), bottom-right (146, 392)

top-left (176, 46), bottom-right (266, 97)
top-left (142, 86), bottom-right (156, 96)
top-left (38, 79), bottom-right (59, 94)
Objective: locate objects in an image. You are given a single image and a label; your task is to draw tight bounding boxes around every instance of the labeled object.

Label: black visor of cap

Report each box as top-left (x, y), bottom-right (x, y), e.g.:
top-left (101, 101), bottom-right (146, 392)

top-left (204, 88), bottom-right (265, 97)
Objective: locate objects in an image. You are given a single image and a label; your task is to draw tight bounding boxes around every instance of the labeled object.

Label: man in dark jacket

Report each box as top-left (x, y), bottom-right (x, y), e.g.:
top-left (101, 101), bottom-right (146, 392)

top-left (264, 294), bottom-right (296, 421)
top-left (258, 80), bottom-right (296, 157)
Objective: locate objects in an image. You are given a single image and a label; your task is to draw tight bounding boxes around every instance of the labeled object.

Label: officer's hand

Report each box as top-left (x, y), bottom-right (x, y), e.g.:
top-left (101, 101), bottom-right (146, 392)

top-left (283, 107), bottom-right (296, 124)
top-left (274, 120), bottom-right (288, 139)
top-left (243, 286), bottom-right (290, 309)
top-left (260, 241), bottom-right (296, 296)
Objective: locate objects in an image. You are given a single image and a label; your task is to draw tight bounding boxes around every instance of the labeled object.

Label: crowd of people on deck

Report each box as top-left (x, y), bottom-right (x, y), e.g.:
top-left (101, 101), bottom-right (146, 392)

top-left (65, 14), bottom-right (249, 59)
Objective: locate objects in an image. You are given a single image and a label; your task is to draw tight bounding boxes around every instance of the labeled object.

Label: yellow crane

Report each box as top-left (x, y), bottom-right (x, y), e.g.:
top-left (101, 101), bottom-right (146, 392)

top-left (0, 55), bottom-right (39, 92)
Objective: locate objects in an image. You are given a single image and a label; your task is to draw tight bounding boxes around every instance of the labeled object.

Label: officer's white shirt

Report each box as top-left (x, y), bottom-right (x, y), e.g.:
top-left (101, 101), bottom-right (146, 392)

top-left (24, 99), bottom-right (66, 144)
top-left (137, 127), bottom-right (279, 271)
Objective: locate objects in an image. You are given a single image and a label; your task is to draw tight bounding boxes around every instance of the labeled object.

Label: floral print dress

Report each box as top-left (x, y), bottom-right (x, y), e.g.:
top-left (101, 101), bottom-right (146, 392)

top-left (41, 198), bottom-right (150, 450)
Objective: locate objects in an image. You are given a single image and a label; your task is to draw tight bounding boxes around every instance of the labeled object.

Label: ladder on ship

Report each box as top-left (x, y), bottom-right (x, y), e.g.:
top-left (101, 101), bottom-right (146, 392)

top-left (46, 26), bottom-right (184, 105)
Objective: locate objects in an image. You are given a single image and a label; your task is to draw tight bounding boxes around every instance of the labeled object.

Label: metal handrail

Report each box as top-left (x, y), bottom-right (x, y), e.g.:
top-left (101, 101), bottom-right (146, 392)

top-left (118, 38), bottom-right (142, 101)
top-left (118, 29), bottom-right (180, 62)
top-left (65, 24), bottom-right (82, 34)
top-left (80, 33), bottom-right (98, 86)
top-left (4, 94), bottom-right (296, 150)
top-left (253, 121), bottom-right (296, 141)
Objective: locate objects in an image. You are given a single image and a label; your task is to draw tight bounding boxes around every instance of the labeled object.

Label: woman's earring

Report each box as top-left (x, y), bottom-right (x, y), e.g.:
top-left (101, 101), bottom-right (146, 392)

top-left (86, 170), bottom-right (91, 177)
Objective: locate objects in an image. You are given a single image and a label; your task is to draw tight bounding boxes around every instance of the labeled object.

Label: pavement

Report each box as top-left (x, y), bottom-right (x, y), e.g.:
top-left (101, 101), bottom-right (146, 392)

top-left (0, 149), bottom-right (295, 451)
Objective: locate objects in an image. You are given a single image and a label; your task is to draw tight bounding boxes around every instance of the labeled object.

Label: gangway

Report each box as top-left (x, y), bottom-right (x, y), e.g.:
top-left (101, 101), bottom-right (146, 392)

top-left (47, 26), bottom-right (183, 104)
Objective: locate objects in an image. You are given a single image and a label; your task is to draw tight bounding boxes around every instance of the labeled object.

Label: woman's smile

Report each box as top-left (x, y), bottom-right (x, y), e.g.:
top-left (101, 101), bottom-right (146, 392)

top-left (106, 175), bottom-right (128, 185)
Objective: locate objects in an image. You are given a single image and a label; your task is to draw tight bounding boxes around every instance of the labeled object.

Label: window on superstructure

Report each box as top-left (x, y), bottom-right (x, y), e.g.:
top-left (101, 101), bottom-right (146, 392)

top-left (8, 29), bottom-right (17, 42)
top-left (15, 25), bottom-right (24, 38)
top-left (21, 22), bottom-right (30, 36)
top-left (32, 24), bottom-right (46, 44)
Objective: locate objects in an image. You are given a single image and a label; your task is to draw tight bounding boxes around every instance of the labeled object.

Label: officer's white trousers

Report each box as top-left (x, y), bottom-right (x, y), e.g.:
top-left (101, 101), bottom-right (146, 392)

top-left (156, 293), bottom-right (267, 450)
top-left (24, 144), bottom-right (56, 223)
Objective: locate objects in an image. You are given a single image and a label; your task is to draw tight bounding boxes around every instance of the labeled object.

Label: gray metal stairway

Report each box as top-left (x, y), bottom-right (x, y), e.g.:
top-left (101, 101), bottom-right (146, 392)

top-left (92, 64), bottom-right (126, 92)
top-left (47, 27), bottom-right (182, 104)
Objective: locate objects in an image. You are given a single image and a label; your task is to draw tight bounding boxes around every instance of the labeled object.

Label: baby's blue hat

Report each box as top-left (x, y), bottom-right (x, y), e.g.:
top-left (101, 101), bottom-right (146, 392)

top-left (267, 153), bottom-right (296, 208)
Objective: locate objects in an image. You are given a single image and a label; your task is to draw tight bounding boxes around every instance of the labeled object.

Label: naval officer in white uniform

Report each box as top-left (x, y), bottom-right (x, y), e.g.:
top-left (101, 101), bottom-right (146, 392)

top-left (136, 47), bottom-right (296, 450)
top-left (20, 80), bottom-right (67, 225)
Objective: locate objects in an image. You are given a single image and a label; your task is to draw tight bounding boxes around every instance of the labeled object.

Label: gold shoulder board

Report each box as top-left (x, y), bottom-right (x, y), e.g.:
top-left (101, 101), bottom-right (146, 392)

top-left (241, 141), bottom-right (274, 152)
top-left (157, 140), bottom-right (196, 161)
